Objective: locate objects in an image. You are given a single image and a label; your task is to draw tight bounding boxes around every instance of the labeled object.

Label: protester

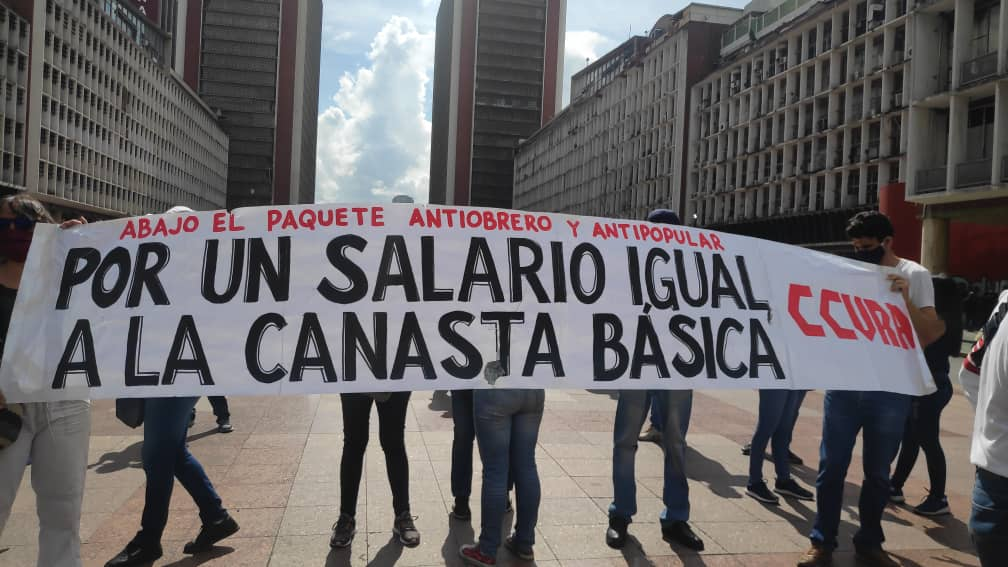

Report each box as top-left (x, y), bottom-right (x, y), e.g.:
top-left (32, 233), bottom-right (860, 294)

top-left (606, 209), bottom-right (704, 552)
top-left (449, 390), bottom-right (512, 521)
top-left (107, 207), bottom-right (239, 567)
top-left (330, 392), bottom-right (419, 548)
top-left (189, 396), bottom-right (233, 433)
top-left (889, 338), bottom-right (954, 516)
top-left (960, 290), bottom-right (1007, 567)
top-left (459, 388), bottom-right (546, 566)
top-left (798, 211), bottom-right (946, 567)
top-left (741, 396), bottom-right (805, 465)
top-left (0, 195), bottom-right (91, 567)
top-left (745, 390), bottom-right (813, 504)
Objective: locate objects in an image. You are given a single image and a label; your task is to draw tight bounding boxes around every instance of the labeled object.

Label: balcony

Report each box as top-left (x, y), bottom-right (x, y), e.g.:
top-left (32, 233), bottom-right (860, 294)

top-left (956, 159), bottom-right (992, 187)
top-left (916, 167), bottom-right (946, 193)
top-left (961, 53), bottom-right (998, 86)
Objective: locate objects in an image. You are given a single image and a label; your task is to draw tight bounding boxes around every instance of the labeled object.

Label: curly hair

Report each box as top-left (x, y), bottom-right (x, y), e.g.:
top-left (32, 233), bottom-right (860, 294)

top-left (1, 194), bottom-right (54, 224)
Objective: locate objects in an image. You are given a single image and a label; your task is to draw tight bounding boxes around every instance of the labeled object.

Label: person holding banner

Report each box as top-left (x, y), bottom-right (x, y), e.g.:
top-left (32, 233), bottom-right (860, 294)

top-left (799, 211), bottom-right (946, 567)
top-left (460, 388), bottom-right (546, 566)
top-left (330, 392), bottom-right (420, 548)
top-left (605, 209), bottom-right (704, 553)
top-left (960, 290), bottom-right (1008, 567)
top-left (0, 195), bottom-right (91, 567)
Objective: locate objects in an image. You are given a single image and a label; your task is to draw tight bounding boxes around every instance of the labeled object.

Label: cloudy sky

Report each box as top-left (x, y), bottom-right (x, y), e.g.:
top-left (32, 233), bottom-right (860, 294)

top-left (314, 0), bottom-right (746, 204)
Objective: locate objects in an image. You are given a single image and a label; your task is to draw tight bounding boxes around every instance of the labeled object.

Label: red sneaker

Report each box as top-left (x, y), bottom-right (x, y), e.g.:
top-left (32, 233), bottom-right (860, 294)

top-left (459, 543), bottom-right (496, 566)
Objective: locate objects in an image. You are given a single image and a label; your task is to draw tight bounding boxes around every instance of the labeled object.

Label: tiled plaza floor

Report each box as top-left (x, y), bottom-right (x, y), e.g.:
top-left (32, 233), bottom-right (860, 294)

top-left (1, 383), bottom-right (981, 566)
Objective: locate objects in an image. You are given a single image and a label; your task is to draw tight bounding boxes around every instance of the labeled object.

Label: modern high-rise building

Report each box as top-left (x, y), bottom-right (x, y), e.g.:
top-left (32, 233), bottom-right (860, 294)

top-left (429, 0), bottom-right (566, 209)
top-left (513, 6), bottom-right (743, 220)
top-left (0, 0), bottom-right (228, 218)
top-left (185, 0), bottom-right (322, 208)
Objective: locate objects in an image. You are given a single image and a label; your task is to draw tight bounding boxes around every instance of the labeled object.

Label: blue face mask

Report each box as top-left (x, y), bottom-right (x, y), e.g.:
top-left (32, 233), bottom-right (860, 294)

top-left (853, 246), bottom-right (886, 265)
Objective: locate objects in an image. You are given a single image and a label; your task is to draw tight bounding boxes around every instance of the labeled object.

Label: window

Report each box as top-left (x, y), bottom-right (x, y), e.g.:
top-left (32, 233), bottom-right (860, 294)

top-left (966, 99), bottom-right (995, 159)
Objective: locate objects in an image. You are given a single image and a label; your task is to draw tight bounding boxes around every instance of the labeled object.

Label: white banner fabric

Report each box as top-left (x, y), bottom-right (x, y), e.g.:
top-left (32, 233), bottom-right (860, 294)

top-left (0, 204), bottom-right (936, 402)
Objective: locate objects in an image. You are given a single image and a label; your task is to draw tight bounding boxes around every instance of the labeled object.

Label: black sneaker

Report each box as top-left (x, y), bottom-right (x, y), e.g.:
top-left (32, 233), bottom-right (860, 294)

top-left (329, 513), bottom-right (356, 548)
top-left (105, 541), bottom-right (163, 567)
top-left (775, 478), bottom-right (814, 501)
top-left (889, 486), bottom-right (905, 504)
top-left (394, 511), bottom-right (420, 547)
top-left (741, 442), bottom-right (752, 456)
top-left (217, 419), bottom-right (233, 434)
top-left (183, 514), bottom-right (240, 554)
top-left (504, 536), bottom-right (534, 561)
top-left (746, 481), bottom-right (780, 505)
top-left (661, 520), bottom-right (704, 551)
top-left (450, 499), bottom-right (471, 521)
top-left (912, 495), bottom-right (950, 516)
top-left (605, 515), bottom-right (629, 549)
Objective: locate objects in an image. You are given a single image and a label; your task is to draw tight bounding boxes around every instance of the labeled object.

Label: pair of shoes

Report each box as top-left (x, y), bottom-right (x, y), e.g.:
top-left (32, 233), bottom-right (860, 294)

top-left (459, 543), bottom-right (496, 566)
top-left (450, 499), bottom-right (471, 521)
top-left (216, 419), bottom-right (233, 434)
top-left (394, 511), bottom-right (421, 547)
top-left (504, 536), bottom-right (534, 561)
top-left (605, 515), bottom-right (630, 549)
top-left (639, 425), bottom-right (662, 443)
top-left (854, 544), bottom-right (900, 567)
top-left (330, 513), bottom-right (356, 548)
top-left (797, 543), bottom-right (832, 566)
top-left (105, 541), bottom-right (163, 567)
top-left (746, 481), bottom-right (780, 505)
top-left (889, 486), bottom-right (905, 504)
top-left (912, 494), bottom-right (950, 516)
top-left (661, 520), bottom-right (704, 551)
top-left (775, 478), bottom-right (814, 501)
top-left (183, 514), bottom-right (240, 554)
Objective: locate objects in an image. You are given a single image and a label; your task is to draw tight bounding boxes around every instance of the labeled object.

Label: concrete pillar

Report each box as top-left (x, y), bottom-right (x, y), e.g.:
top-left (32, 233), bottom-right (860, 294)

top-left (948, 94), bottom-right (968, 188)
top-left (952, 0), bottom-right (975, 89)
top-left (999, 0), bottom-right (1008, 73)
top-left (920, 214), bottom-right (950, 275)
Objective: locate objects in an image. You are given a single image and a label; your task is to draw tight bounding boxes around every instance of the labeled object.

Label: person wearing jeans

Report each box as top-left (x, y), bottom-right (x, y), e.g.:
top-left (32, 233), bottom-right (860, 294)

top-left (330, 392), bottom-right (419, 548)
top-left (746, 390), bottom-right (813, 504)
top-left (449, 390), bottom-right (512, 520)
top-left (107, 397), bottom-right (238, 566)
top-left (459, 388), bottom-right (545, 566)
top-left (961, 290), bottom-right (1007, 567)
top-left (890, 348), bottom-right (953, 516)
top-left (606, 389), bottom-right (704, 551)
top-left (799, 211), bottom-right (945, 567)
top-left (190, 396), bottom-right (233, 433)
top-left (0, 194), bottom-right (92, 567)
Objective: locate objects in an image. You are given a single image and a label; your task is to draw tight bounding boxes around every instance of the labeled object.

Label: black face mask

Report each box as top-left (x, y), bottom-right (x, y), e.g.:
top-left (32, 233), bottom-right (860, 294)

top-left (853, 246), bottom-right (886, 265)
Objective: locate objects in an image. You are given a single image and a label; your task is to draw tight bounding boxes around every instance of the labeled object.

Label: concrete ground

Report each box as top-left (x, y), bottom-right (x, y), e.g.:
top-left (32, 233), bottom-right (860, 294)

top-left (0, 385), bottom-right (981, 567)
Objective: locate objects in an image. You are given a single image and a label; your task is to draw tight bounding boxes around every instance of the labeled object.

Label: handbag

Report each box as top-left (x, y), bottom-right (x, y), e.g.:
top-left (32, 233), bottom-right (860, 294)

top-left (115, 398), bottom-right (145, 428)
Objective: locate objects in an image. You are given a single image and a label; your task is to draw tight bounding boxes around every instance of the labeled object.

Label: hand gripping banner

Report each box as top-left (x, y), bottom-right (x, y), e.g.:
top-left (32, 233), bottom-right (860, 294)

top-left (0, 204), bottom-right (936, 402)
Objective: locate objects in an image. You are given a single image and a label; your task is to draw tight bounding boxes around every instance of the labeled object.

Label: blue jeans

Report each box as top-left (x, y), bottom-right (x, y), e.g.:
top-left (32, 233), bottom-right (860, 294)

top-left (612, 389), bottom-right (693, 523)
top-left (136, 397), bottom-right (227, 546)
top-left (749, 390), bottom-right (806, 484)
top-left (451, 390), bottom-right (476, 500)
top-left (971, 467), bottom-right (1008, 567)
top-left (810, 391), bottom-right (911, 550)
top-left (473, 389), bottom-right (545, 558)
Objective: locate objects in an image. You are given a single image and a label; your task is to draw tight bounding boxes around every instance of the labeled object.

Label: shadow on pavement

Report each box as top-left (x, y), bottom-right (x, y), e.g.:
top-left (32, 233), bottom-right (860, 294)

top-left (88, 440), bottom-right (142, 474)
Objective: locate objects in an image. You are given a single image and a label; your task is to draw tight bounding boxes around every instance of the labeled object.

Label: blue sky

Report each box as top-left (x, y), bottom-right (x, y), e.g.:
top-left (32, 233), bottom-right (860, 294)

top-left (314, 0), bottom-right (747, 204)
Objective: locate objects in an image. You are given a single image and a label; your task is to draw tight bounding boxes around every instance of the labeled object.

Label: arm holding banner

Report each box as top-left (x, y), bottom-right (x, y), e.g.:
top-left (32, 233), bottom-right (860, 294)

top-left (887, 272), bottom-right (945, 347)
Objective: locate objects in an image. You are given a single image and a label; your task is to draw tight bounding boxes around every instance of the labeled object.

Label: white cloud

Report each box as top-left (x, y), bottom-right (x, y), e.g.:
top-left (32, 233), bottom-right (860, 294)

top-left (315, 17), bottom-right (434, 204)
top-left (562, 30), bottom-right (613, 104)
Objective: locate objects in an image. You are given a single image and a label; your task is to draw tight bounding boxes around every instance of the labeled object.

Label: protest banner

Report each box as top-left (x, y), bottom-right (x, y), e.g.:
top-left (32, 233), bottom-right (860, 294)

top-left (0, 204), bottom-right (936, 402)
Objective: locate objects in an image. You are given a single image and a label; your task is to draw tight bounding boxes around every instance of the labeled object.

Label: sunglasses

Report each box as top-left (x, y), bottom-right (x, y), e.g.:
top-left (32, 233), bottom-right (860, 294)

top-left (0, 215), bottom-right (36, 231)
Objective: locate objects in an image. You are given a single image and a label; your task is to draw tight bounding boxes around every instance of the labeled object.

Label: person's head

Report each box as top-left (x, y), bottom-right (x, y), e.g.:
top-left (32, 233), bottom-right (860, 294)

top-left (846, 210), bottom-right (896, 265)
top-left (165, 205), bottom-right (194, 214)
top-left (0, 194), bottom-right (54, 264)
top-left (647, 209), bottom-right (681, 226)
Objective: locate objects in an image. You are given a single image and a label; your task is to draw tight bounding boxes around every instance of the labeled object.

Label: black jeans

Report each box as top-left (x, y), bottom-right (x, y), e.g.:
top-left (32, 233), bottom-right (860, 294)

top-left (339, 392), bottom-right (411, 517)
top-left (891, 382), bottom-right (953, 498)
top-left (208, 397), bottom-right (229, 423)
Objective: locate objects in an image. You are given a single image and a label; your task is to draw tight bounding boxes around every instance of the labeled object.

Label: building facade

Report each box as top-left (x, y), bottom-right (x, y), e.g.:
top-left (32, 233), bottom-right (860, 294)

top-left (513, 5), bottom-right (743, 220)
top-left (687, 0), bottom-right (914, 247)
top-left (429, 0), bottom-right (566, 209)
top-left (2, 0), bottom-right (228, 218)
top-left (191, 0), bottom-right (322, 208)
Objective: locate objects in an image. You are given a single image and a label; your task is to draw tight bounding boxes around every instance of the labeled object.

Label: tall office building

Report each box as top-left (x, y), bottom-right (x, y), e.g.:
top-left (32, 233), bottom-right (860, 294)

top-left (186, 0), bottom-right (322, 208)
top-left (0, 0), bottom-right (228, 218)
top-left (430, 0), bottom-right (566, 208)
top-left (513, 6), bottom-right (742, 220)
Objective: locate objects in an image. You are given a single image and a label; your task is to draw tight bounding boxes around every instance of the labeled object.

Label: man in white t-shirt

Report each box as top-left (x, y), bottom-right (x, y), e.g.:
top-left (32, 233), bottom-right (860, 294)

top-left (798, 211), bottom-right (946, 567)
top-left (961, 290), bottom-right (1008, 567)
